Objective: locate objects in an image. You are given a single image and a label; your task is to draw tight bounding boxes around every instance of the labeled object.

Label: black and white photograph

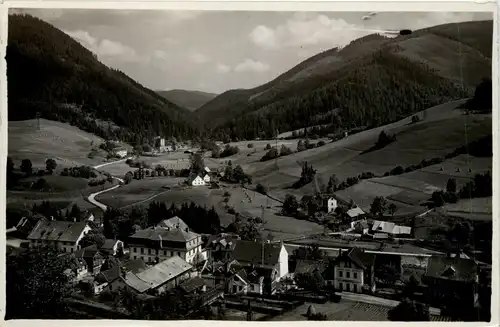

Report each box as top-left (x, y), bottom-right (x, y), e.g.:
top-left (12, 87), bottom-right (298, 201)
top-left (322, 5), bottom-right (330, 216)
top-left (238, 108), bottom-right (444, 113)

top-left (4, 6), bottom-right (494, 322)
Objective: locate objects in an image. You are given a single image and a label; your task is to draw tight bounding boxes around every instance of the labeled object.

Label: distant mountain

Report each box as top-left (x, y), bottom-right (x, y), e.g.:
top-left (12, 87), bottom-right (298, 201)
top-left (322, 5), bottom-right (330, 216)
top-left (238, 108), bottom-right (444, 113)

top-left (7, 14), bottom-right (197, 144)
top-left (156, 89), bottom-right (218, 112)
top-left (196, 20), bottom-right (492, 141)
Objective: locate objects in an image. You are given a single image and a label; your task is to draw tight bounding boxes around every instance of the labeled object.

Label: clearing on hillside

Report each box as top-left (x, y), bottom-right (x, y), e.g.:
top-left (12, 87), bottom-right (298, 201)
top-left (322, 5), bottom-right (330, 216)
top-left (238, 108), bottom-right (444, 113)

top-left (8, 119), bottom-right (110, 168)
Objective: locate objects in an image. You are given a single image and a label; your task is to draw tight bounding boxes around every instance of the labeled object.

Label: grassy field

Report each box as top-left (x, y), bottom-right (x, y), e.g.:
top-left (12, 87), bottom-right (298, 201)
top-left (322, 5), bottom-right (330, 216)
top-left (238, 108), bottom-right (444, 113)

top-left (242, 100), bottom-right (491, 219)
top-left (8, 119), bottom-right (111, 168)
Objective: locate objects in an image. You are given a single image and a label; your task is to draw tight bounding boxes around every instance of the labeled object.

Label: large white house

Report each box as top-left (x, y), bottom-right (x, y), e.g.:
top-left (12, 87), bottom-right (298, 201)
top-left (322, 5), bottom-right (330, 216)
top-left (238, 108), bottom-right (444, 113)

top-left (187, 174), bottom-right (206, 186)
top-left (128, 217), bottom-right (206, 265)
top-left (27, 219), bottom-right (91, 253)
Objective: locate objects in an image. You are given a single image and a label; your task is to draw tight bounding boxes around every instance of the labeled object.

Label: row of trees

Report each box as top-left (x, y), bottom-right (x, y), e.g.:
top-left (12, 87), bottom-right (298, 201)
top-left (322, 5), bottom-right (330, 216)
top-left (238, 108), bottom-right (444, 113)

top-left (103, 201), bottom-right (221, 241)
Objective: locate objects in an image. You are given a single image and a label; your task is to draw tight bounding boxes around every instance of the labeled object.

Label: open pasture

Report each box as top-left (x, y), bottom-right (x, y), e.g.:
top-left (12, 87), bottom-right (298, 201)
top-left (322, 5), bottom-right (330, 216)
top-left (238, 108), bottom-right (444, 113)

top-left (8, 119), bottom-right (109, 168)
top-left (95, 177), bottom-right (185, 208)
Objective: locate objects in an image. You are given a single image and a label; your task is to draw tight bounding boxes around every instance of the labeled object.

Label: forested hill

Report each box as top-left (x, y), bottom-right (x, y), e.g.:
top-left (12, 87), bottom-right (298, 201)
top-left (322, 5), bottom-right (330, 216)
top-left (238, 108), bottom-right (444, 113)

top-left (156, 89), bottom-right (218, 111)
top-left (7, 14), bottom-right (198, 144)
top-left (198, 20), bottom-right (492, 141)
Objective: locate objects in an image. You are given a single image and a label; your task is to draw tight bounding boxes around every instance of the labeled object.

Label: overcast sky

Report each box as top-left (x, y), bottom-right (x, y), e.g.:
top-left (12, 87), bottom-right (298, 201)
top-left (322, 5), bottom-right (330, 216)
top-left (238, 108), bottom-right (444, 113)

top-left (11, 9), bottom-right (492, 94)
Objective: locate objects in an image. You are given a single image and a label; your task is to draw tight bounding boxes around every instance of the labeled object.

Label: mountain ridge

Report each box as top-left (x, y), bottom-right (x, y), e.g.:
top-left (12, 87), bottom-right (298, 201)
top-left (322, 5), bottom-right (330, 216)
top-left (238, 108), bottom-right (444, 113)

top-left (156, 89), bottom-right (218, 111)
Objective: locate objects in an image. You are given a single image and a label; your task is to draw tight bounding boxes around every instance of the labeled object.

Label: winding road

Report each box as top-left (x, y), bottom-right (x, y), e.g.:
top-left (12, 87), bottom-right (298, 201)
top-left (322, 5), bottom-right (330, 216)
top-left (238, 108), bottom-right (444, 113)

top-left (87, 158), bottom-right (129, 211)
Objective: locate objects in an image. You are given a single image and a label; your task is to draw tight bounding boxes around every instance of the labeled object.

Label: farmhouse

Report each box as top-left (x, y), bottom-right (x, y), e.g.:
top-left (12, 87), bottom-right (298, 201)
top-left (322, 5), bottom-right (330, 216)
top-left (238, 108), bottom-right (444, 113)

top-left (63, 253), bottom-right (89, 282)
top-left (128, 219), bottom-right (205, 265)
top-left (346, 206), bottom-right (365, 219)
top-left (100, 239), bottom-right (125, 256)
top-left (73, 245), bottom-right (106, 276)
top-left (27, 219), bottom-right (91, 253)
top-left (330, 247), bottom-right (376, 294)
top-left (15, 214), bottom-right (48, 238)
top-left (228, 267), bottom-right (275, 295)
top-left (187, 173), bottom-right (206, 186)
top-left (423, 256), bottom-right (479, 310)
top-left (371, 220), bottom-right (412, 237)
top-left (205, 233), bottom-right (240, 262)
top-left (110, 256), bottom-right (195, 295)
top-left (114, 147), bottom-right (128, 158)
top-left (230, 240), bottom-right (289, 282)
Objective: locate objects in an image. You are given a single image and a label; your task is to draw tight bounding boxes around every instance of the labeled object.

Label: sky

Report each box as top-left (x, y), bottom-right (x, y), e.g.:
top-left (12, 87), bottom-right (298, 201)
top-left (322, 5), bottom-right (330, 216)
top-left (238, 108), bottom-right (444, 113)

top-left (10, 9), bottom-right (493, 94)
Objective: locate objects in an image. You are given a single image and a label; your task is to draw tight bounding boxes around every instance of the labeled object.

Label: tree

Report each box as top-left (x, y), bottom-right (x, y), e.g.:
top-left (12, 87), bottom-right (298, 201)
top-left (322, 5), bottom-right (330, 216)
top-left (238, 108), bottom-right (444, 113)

top-left (376, 263), bottom-right (401, 285)
top-left (294, 270), bottom-right (325, 293)
top-left (282, 194), bottom-right (299, 216)
top-left (446, 178), bottom-right (457, 194)
top-left (388, 203), bottom-right (397, 216)
top-left (79, 230), bottom-right (106, 249)
top-left (256, 183), bottom-right (267, 194)
top-left (45, 158), bottom-right (57, 174)
top-left (388, 298), bottom-right (430, 321)
top-left (431, 191), bottom-right (446, 207)
top-left (297, 140), bottom-right (306, 152)
top-left (265, 144), bottom-right (272, 150)
top-left (20, 158), bottom-right (33, 176)
top-left (6, 247), bottom-right (74, 319)
top-left (327, 174), bottom-right (338, 193)
top-left (190, 153), bottom-right (205, 175)
top-left (370, 196), bottom-right (388, 216)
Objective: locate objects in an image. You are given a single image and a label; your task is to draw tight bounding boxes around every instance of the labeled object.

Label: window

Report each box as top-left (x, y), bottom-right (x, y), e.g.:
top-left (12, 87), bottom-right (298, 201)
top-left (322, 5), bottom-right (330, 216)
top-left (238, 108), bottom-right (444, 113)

top-left (141, 248), bottom-right (144, 254)
top-left (339, 282), bottom-right (343, 291)
top-left (133, 247), bottom-right (137, 253)
top-left (346, 283), bottom-right (350, 291)
top-left (354, 272), bottom-right (358, 279)
top-left (339, 271), bottom-right (343, 278)
top-left (346, 271), bottom-right (350, 278)
top-left (353, 284), bottom-right (358, 292)
top-left (177, 252), bottom-right (181, 256)
top-left (70, 248), bottom-right (74, 253)
top-left (133, 256), bottom-right (137, 259)
top-left (148, 249), bottom-right (152, 255)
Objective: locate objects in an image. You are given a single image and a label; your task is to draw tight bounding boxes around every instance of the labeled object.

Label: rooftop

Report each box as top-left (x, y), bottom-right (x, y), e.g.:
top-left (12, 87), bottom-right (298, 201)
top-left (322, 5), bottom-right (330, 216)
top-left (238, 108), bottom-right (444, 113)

top-left (425, 256), bottom-right (478, 283)
top-left (129, 225), bottom-right (199, 245)
top-left (125, 256), bottom-right (193, 293)
top-left (27, 220), bottom-right (88, 243)
top-left (232, 240), bottom-right (284, 267)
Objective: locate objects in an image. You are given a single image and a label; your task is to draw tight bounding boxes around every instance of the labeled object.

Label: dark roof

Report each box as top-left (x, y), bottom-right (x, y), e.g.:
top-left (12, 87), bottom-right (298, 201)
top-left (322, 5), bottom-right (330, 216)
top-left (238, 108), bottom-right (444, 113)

top-left (74, 245), bottom-right (103, 260)
top-left (206, 234), bottom-right (239, 250)
top-left (338, 248), bottom-right (375, 269)
top-left (129, 226), bottom-right (199, 244)
top-left (16, 215), bottom-right (48, 236)
top-left (156, 217), bottom-right (189, 230)
top-left (101, 239), bottom-right (120, 250)
top-left (96, 266), bottom-right (121, 284)
top-left (425, 256), bottom-right (478, 283)
top-left (123, 258), bottom-right (148, 274)
top-left (232, 240), bottom-right (283, 267)
top-left (295, 259), bottom-right (325, 274)
top-left (179, 276), bottom-right (206, 293)
top-left (27, 220), bottom-right (88, 242)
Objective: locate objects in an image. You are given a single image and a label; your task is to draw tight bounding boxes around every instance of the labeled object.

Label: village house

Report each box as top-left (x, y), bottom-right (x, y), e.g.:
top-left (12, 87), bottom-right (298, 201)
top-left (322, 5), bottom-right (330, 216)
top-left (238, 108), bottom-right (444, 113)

top-left (228, 267), bottom-right (273, 295)
top-left (109, 256), bottom-right (195, 296)
top-left (327, 197), bottom-right (338, 213)
top-left (73, 245), bottom-right (106, 276)
top-left (100, 239), bottom-right (125, 257)
top-left (370, 220), bottom-right (412, 237)
top-left (62, 253), bottom-right (89, 283)
top-left (128, 217), bottom-right (205, 265)
top-left (15, 214), bottom-right (48, 238)
top-left (93, 265), bottom-right (122, 295)
top-left (114, 147), bottom-right (128, 158)
top-left (203, 173), bottom-right (211, 183)
top-left (179, 276), bottom-right (207, 295)
top-left (27, 219), bottom-right (91, 253)
top-left (346, 206), bottom-right (365, 220)
top-left (331, 247), bottom-right (376, 294)
top-left (347, 219), bottom-right (370, 235)
top-left (205, 233), bottom-right (240, 263)
top-left (187, 173), bottom-right (206, 186)
top-left (230, 240), bottom-right (289, 282)
top-left (422, 256), bottom-right (479, 311)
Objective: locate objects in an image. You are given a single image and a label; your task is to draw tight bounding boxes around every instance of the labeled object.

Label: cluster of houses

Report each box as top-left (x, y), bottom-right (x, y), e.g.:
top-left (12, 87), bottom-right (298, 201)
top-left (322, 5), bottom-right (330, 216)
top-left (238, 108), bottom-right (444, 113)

top-left (186, 166), bottom-right (222, 188)
top-left (20, 209), bottom-right (484, 317)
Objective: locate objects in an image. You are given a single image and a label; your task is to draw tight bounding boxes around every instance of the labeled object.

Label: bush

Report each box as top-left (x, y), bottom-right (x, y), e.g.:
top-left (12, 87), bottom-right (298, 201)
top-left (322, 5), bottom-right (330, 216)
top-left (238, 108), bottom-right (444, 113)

top-left (247, 143), bottom-right (254, 148)
top-left (256, 183), bottom-right (267, 194)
